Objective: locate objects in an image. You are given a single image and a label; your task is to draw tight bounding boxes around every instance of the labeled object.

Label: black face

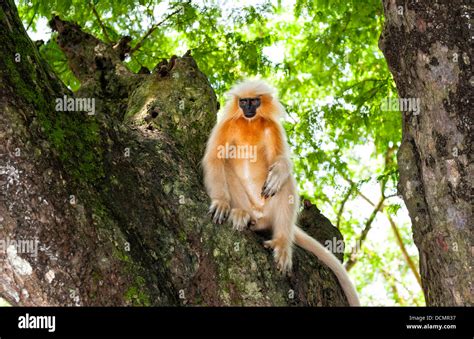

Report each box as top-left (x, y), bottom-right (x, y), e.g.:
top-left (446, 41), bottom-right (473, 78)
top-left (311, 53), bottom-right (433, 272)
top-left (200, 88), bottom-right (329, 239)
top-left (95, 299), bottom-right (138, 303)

top-left (239, 97), bottom-right (261, 118)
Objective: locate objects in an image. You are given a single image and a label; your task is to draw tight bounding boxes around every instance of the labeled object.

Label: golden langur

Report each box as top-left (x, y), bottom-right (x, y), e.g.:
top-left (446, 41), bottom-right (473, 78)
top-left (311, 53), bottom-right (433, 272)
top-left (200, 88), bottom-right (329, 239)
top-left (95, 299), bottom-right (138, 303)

top-left (202, 80), bottom-right (360, 306)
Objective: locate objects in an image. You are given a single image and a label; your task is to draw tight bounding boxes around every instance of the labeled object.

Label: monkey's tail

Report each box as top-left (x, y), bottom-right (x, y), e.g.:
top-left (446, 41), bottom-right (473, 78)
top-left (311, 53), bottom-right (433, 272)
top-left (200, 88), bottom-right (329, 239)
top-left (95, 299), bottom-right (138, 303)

top-left (294, 226), bottom-right (360, 306)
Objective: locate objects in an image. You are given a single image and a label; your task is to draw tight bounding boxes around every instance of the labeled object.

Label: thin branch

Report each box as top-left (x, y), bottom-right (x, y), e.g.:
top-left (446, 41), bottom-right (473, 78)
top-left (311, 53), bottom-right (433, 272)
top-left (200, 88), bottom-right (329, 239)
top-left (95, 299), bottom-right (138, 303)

top-left (342, 77), bottom-right (388, 94)
top-left (336, 183), bottom-right (354, 229)
top-left (342, 177), bottom-right (423, 287)
top-left (386, 212), bottom-right (423, 288)
top-left (342, 172), bottom-right (423, 290)
top-left (26, 3), bottom-right (39, 31)
top-left (345, 196), bottom-right (385, 271)
top-left (130, 6), bottom-right (183, 54)
top-left (90, 1), bottom-right (111, 44)
top-left (380, 267), bottom-right (405, 305)
top-left (307, 137), bottom-right (420, 294)
top-left (342, 175), bottom-right (375, 206)
top-left (365, 249), bottom-right (421, 306)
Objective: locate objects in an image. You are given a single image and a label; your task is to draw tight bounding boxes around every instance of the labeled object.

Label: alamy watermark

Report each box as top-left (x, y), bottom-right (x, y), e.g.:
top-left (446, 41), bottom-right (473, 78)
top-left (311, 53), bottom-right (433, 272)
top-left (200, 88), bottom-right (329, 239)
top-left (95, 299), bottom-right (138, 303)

top-left (325, 237), bottom-right (361, 255)
top-left (55, 95), bottom-right (95, 115)
top-left (380, 97), bottom-right (420, 115)
top-left (0, 237), bottom-right (39, 258)
top-left (217, 142), bottom-right (257, 163)
top-left (18, 313), bottom-right (55, 333)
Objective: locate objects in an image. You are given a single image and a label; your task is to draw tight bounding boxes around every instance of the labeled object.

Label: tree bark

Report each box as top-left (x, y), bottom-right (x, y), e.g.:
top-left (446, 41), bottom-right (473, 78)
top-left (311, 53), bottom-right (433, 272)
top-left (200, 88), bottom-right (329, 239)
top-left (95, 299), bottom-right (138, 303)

top-left (0, 0), bottom-right (350, 306)
top-left (380, 0), bottom-right (472, 306)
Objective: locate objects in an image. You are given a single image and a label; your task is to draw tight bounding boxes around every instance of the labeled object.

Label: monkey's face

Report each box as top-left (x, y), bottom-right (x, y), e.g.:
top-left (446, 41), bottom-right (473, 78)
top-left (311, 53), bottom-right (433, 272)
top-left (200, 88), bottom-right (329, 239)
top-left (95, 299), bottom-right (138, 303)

top-left (238, 97), bottom-right (261, 119)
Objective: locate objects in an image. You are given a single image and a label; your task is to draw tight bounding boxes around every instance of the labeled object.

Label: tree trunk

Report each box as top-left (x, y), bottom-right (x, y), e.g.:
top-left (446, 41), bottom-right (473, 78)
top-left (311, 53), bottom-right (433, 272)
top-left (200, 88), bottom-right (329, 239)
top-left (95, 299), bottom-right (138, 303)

top-left (379, 0), bottom-right (472, 306)
top-left (0, 0), bottom-right (350, 306)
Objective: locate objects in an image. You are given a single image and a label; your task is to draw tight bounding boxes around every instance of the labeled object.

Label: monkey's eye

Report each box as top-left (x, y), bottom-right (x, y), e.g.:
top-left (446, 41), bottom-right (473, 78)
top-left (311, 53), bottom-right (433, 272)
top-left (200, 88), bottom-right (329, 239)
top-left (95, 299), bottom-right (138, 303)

top-left (251, 98), bottom-right (261, 107)
top-left (239, 99), bottom-right (247, 107)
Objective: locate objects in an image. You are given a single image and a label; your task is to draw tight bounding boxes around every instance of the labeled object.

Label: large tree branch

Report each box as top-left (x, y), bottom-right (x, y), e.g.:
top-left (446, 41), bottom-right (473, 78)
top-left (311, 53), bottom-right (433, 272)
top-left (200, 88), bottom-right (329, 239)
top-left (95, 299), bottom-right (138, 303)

top-left (49, 16), bottom-right (132, 86)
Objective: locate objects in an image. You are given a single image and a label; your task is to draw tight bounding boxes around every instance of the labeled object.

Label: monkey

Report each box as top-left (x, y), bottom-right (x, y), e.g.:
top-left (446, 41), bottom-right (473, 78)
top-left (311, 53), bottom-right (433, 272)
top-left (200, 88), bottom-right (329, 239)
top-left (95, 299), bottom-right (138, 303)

top-left (202, 80), bottom-right (360, 306)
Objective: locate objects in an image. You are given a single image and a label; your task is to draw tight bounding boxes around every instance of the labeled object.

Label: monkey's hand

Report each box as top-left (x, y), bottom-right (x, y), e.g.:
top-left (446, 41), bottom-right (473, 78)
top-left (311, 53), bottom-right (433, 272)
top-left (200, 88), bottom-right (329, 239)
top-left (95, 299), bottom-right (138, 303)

top-left (261, 161), bottom-right (290, 198)
top-left (208, 199), bottom-right (231, 225)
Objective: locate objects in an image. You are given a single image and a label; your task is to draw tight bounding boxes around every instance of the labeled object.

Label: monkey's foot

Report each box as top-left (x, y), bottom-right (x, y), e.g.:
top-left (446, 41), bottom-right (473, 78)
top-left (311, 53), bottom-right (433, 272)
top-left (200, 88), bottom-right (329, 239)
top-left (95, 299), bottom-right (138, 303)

top-left (209, 199), bottom-right (230, 225)
top-left (229, 208), bottom-right (251, 231)
top-left (264, 238), bottom-right (293, 273)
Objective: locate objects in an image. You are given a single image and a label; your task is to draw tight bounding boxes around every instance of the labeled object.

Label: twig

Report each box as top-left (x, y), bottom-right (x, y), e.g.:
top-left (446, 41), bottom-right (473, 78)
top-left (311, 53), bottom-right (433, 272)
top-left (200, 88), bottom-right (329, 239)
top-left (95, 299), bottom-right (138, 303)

top-left (345, 196), bottom-right (385, 271)
top-left (386, 212), bottom-right (423, 288)
top-left (342, 175), bottom-right (375, 206)
top-left (130, 6), bottom-right (183, 54)
top-left (26, 3), bottom-right (39, 31)
top-left (307, 140), bottom-right (420, 292)
top-left (336, 183), bottom-right (354, 229)
top-left (342, 78), bottom-right (388, 94)
top-left (90, 1), bottom-right (111, 43)
top-left (365, 249), bottom-right (421, 306)
top-left (341, 173), bottom-right (423, 288)
top-left (380, 267), bottom-right (405, 305)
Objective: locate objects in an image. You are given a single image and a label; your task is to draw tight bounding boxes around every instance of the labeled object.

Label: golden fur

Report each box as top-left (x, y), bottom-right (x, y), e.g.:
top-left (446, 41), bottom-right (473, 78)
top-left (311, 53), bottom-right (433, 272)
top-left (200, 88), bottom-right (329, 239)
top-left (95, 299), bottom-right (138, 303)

top-left (202, 79), bottom-right (360, 306)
